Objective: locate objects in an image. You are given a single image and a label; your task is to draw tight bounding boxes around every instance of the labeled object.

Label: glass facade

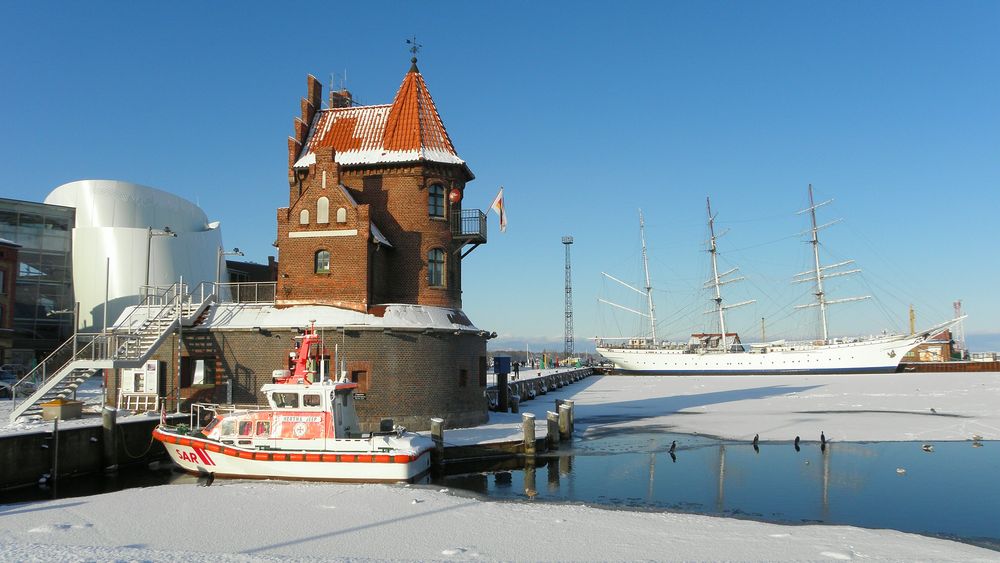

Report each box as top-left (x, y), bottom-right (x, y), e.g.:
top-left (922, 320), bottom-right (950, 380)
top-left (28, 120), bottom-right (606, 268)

top-left (0, 198), bottom-right (75, 364)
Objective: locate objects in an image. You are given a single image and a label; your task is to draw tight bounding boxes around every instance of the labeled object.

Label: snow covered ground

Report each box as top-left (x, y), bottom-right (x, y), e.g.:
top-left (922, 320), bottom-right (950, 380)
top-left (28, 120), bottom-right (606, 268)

top-left (1, 480), bottom-right (997, 561)
top-left (444, 370), bottom-right (1000, 446)
top-left (3, 369), bottom-right (1000, 560)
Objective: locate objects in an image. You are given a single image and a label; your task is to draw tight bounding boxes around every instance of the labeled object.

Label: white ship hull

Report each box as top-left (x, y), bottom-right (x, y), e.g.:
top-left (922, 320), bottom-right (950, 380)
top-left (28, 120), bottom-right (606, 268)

top-left (154, 427), bottom-right (432, 482)
top-left (597, 332), bottom-right (927, 375)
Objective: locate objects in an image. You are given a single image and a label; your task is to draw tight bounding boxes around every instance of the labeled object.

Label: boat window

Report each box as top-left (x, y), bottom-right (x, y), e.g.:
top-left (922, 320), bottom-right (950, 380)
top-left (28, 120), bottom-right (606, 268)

top-left (255, 421), bottom-right (270, 436)
top-left (219, 419), bottom-right (237, 436)
top-left (303, 394), bottom-right (321, 407)
top-left (274, 392), bottom-right (299, 408)
top-left (238, 420), bottom-right (253, 436)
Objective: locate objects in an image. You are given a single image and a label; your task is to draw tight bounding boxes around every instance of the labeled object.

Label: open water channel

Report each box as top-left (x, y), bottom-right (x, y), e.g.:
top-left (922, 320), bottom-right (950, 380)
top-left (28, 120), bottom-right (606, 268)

top-left (3, 432), bottom-right (998, 550)
top-left (436, 431), bottom-right (1000, 550)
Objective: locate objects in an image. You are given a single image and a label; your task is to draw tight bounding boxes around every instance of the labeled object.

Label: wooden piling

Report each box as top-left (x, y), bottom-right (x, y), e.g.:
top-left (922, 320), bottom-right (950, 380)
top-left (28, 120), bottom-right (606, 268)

top-left (558, 404), bottom-right (571, 441)
top-left (546, 411), bottom-right (559, 449)
top-left (522, 413), bottom-right (536, 456)
top-left (430, 417), bottom-right (445, 466)
top-left (102, 406), bottom-right (118, 474)
top-left (564, 400), bottom-right (575, 434)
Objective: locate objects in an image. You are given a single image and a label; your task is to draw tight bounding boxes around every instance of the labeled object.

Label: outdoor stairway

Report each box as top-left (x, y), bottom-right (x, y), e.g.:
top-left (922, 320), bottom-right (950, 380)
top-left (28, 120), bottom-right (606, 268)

top-left (8, 283), bottom-right (215, 423)
top-left (13, 367), bottom-right (102, 419)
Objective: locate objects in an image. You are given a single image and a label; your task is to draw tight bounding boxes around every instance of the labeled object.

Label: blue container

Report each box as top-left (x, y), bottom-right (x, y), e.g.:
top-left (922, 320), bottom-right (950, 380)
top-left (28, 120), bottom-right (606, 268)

top-left (494, 355), bottom-right (511, 375)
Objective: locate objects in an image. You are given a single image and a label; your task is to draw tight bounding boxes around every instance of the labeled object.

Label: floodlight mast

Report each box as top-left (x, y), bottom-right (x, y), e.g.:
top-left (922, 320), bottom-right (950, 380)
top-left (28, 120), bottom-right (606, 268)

top-left (563, 236), bottom-right (574, 356)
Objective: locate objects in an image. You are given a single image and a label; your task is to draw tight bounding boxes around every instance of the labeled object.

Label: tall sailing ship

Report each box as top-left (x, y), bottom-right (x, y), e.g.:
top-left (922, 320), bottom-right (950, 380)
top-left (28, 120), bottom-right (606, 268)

top-left (595, 186), bottom-right (961, 375)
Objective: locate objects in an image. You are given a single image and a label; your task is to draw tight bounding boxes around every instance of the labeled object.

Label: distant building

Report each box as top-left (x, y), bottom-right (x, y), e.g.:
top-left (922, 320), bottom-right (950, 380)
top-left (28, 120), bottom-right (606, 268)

top-left (0, 198), bottom-right (75, 365)
top-left (903, 330), bottom-right (954, 363)
top-left (44, 180), bottom-right (225, 331)
top-left (0, 238), bottom-right (21, 360)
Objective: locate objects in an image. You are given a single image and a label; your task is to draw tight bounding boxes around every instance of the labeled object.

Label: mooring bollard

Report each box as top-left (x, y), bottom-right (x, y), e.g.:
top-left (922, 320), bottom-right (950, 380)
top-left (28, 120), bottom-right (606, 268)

top-left (564, 400), bottom-right (575, 434)
top-left (546, 411), bottom-right (559, 449)
top-left (102, 405), bottom-right (118, 474)
top-left (430, 417), bottom-right (445, 466)
top-left (558, 404), bottom-right (571, 441)
top-left (510, 393), bottom-right (519, 414)
top-left (522, 412), bottom-right (536, 456)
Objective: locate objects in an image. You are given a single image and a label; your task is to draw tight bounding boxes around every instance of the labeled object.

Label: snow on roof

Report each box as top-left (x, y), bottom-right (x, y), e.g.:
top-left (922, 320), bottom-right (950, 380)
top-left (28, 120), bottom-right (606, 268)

top-left (294, 69), bottom-right (466, 170)
top-left (115, 303), bottom-right (479, 332)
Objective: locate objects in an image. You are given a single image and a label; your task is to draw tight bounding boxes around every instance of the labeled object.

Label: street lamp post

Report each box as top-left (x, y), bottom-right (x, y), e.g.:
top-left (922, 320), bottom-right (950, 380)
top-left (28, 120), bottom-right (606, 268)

top-left (144, 226), bottom-right (176, 301)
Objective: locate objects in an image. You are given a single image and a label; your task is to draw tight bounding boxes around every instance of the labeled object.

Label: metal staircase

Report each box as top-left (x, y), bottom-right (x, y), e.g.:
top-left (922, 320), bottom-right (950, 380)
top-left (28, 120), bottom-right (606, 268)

top-left (8, 282), bottom-right (215, 422)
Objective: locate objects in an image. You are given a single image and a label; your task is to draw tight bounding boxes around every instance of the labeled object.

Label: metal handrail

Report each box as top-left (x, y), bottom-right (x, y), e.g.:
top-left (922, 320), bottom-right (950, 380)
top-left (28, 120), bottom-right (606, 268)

top-left (450, 209), bottom-right (487, 240)
top-left (10, 280), bottom-right (214, 412)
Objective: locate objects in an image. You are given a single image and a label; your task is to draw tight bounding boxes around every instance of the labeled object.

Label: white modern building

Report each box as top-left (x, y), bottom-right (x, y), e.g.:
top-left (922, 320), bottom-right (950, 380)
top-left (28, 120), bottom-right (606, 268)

top-left (45, 180), bottom-right (224, 331)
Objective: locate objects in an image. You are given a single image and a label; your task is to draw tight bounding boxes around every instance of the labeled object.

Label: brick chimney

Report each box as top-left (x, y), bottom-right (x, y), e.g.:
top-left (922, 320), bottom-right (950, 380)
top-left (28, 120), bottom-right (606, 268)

top-left (329, 89), bottom-right (353, 108)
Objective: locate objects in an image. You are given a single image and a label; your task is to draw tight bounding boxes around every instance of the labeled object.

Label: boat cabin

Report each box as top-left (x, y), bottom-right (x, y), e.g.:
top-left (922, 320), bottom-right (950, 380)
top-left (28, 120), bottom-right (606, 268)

top-left (201, 381), bottom-right (365, 450)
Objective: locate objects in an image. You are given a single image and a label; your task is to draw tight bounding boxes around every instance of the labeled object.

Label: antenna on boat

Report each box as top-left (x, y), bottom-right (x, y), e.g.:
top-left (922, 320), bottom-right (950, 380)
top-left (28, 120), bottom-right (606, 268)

top-left (793, 184), bottom-right (870, 343)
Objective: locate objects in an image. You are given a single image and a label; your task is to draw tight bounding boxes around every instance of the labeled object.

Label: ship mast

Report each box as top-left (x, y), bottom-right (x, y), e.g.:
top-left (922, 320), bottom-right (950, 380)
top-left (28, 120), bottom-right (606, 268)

top-left (598, 209), bottom-right (659, 344)
top-left (639, 210), bottom-right (657, 344)
top-left (705, 197), bottom-right (754, 351)
top-left (794, 184), bottom-right (870, 343)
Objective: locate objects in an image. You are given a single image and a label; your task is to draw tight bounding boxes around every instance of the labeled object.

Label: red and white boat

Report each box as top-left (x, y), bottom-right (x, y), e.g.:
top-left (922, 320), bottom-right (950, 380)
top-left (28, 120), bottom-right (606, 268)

top-left (153, 327), bottom-right (433, 482)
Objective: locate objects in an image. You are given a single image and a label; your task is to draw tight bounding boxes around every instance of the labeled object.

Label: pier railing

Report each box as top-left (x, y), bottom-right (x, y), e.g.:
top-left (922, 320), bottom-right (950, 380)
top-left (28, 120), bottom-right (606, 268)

top-left (214, 282), bottom-right (277, 304)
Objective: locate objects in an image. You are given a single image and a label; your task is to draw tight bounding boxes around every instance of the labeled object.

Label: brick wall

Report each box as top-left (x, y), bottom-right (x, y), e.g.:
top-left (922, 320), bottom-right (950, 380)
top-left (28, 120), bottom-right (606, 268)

top-left (126, 325), bottom-right (488, 431)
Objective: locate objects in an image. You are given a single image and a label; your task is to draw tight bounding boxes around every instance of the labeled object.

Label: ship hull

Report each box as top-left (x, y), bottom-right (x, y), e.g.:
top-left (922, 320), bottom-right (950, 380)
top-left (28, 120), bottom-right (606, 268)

top-left (153, 428), bottom-right (432, 483)
top-left (597, 333), bottom-right (924, 375)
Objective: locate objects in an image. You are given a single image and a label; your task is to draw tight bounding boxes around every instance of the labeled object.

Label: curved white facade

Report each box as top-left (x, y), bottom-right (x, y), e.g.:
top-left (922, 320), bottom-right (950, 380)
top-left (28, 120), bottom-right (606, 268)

top-left (45, 180), bottom-right (224, 331)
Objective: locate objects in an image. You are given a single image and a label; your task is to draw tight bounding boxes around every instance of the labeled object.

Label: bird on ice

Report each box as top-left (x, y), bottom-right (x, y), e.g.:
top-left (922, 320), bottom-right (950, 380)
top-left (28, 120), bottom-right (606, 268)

top-left (921, 444), bottom-right (934, 452)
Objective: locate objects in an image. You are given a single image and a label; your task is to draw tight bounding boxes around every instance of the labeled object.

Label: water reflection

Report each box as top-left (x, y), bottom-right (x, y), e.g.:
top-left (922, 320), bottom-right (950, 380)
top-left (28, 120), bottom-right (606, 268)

top-left (433, 434), bottom-right (1000, 547)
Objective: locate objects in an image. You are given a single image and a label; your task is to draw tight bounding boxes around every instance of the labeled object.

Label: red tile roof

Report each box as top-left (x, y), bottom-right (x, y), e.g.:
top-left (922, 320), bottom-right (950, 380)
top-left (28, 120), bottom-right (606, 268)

top-left (295, 65), bottom-right (466, 171)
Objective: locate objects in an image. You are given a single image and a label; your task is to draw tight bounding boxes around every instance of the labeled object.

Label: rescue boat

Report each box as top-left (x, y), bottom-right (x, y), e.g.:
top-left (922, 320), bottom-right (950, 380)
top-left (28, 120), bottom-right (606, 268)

top-left (153, 326), bottom-right (433, 482)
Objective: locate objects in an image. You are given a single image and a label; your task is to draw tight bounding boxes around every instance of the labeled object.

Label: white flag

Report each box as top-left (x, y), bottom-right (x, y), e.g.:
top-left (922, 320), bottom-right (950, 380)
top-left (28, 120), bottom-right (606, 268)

top-left (490, 187), bottom-right (507, 233)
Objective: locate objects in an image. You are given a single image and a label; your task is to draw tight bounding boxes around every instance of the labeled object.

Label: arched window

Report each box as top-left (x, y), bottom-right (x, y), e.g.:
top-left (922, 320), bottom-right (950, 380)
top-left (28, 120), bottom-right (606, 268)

top-left (336, 207), bottom-right (347, 223)
top-left (317, 197), bottom-right (330, 224)
top-left (428, 184), bottom-right (445, 218)
top-left (427, 248), bottom-right (445, 287)
top-left (315, 250), bottom-right (330, 274)
top-left (299, 209), bottom-right (310, 225)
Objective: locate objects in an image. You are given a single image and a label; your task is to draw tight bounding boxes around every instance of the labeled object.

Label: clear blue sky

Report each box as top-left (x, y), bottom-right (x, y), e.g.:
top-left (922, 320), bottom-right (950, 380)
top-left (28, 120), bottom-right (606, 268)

top-left (2, 2), bottom-right (998, 352)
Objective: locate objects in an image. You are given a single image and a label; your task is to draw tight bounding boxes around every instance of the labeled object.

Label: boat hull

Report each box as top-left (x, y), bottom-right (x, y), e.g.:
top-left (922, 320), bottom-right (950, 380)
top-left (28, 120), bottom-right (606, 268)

top-left (154, 428), bottom-right (432, 483)
top-left (597, 333), bottom-right (924, 375)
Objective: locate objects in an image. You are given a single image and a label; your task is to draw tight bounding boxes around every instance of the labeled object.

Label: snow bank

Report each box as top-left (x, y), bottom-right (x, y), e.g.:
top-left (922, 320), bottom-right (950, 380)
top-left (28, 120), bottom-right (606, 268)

top-left (0, 481), bottom-right (994, 561)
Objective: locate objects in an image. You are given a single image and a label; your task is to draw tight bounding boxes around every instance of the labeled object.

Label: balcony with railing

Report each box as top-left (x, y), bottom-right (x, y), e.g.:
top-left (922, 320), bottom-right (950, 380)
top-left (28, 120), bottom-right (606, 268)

top-left (451, 209), bottom-right (487, 257)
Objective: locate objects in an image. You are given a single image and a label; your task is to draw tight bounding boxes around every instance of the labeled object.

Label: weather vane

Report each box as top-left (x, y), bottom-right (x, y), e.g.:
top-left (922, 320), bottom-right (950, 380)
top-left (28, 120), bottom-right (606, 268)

top-left (406, 36), bottom-right (422, 58)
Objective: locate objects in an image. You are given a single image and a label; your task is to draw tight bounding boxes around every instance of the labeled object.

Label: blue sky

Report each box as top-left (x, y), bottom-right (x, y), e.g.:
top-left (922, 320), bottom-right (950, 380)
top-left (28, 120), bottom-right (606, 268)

top-left (2, 2), bottom-right (998, 352)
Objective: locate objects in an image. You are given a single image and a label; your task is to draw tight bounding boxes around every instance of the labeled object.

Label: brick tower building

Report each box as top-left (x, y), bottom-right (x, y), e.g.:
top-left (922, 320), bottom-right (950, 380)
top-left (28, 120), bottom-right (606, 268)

top-left (277, 57), bottom-right (482, 311)
top-left (112, 58), bottom-right (492, 432)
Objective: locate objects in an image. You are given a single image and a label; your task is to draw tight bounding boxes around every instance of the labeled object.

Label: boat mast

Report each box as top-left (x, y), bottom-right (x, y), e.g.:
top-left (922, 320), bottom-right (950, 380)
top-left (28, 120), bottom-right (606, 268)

top-left (704, 198), bottom-right (755, 351)
top-left (794, 184), bottom-right (870, 343)
top-left (807, 185), bottom-right (830, 342)
top-left (639, 210), bottom-right (657, 344)
top-left (707, 198), bottom-right (728, 351)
